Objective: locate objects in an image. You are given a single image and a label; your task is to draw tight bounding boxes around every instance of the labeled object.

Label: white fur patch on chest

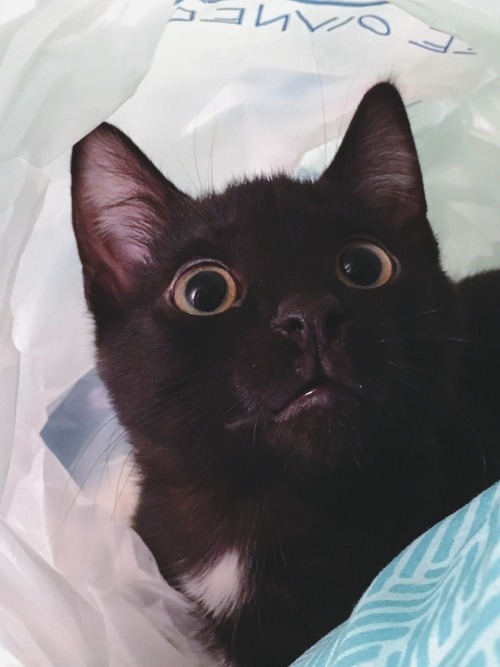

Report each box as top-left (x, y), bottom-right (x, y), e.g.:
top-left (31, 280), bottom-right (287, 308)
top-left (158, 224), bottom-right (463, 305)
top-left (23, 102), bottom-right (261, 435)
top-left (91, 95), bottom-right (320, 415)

top-left (182, 550), bottom-right (247, 618)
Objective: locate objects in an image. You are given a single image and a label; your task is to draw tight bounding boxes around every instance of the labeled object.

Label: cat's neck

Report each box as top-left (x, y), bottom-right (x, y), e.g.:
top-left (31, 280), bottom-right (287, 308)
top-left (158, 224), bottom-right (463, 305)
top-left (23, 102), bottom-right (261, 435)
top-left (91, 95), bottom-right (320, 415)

top-left (132, 420), bottom-right (434, 564)
top-left (133, 402), bottom-right (491, 560)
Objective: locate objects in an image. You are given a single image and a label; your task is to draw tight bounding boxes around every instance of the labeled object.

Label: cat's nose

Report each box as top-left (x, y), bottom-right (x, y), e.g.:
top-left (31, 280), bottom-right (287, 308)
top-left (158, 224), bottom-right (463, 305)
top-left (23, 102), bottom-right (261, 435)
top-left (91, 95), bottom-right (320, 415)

top-left (271, 293), bottom-right (345, 351)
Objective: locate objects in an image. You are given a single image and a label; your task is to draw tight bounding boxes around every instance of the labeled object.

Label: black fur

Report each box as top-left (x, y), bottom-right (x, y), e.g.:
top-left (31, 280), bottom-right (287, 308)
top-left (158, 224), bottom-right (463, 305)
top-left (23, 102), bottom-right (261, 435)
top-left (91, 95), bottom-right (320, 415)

top-left (71, 83), bottom-right (500, 667)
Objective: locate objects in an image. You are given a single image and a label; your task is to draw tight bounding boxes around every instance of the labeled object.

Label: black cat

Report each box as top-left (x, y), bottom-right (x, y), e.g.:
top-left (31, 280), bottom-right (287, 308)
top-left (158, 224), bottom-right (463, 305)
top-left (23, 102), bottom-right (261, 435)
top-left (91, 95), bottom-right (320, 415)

top-left (71, 83), bottom-right (500, 667)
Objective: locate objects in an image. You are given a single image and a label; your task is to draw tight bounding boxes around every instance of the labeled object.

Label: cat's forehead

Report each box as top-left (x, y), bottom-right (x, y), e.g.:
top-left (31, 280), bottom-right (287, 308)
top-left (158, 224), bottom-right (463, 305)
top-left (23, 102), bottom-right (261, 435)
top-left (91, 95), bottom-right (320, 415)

top-left (192, 176), bottom-right (348, 250)
top-left (202, 176), bottom-right (326, 221)
top-left (187, 176), bottom-right (397, 259)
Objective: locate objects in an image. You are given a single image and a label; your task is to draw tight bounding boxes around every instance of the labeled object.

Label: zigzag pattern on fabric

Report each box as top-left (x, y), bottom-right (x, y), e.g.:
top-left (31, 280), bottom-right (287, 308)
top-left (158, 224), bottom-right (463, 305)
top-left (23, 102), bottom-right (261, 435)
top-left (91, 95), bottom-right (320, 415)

top-left (293, 482), bottom-right (500, 667)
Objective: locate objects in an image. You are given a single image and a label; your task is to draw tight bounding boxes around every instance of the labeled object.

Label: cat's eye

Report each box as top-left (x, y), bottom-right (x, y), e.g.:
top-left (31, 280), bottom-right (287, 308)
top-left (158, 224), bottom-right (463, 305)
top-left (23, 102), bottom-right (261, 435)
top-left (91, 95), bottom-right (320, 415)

top-left (336, 241), bottom-right (396, 289)
top-left (170, 262), bottom-right (239, 316)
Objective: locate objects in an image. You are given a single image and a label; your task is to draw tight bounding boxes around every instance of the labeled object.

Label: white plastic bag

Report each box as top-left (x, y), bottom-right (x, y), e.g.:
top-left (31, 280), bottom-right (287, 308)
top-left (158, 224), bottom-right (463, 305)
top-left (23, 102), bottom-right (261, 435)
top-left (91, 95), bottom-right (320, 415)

top-left (0, 3), bottom-right (214, 665)
top-left (2, 1), bottom-right (500, 665)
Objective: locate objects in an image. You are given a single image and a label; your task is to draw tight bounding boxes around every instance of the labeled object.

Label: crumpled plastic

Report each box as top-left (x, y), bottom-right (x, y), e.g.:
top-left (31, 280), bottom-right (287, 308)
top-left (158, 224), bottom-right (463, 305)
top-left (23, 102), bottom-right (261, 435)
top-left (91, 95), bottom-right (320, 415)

top-left (1, 1), bottom-right (500, 665)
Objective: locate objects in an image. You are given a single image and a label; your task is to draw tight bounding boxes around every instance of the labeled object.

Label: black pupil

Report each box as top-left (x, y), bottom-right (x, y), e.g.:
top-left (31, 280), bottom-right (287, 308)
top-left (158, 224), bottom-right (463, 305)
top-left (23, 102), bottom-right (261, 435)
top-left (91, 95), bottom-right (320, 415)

top-left (185, 271), bottom-right (228, 312)
top-left (340, 245), bottom-right (383, 287)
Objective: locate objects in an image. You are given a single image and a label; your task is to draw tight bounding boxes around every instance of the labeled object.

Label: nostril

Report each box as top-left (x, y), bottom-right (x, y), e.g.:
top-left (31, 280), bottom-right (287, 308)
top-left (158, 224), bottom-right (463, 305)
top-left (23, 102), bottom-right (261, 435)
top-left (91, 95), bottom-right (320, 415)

top-left (283, 316), bottom-right (304, 336)
top-left (271, 293), bottom-right (345, 349)
top-left (271, 314), bottom-right (307, 341)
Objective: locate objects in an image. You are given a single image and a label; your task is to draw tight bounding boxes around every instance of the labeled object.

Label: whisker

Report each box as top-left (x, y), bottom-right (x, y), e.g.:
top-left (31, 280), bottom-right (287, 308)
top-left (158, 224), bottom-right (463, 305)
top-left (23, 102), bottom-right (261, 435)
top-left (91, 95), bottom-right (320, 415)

top-left (378, 331), bottom-right (500, 352)
top-left (128, 381), bottom-right (231, 432)
top-left (377, 333), bottom-right (468, 345)
top-left (252, 419), bottom-right (259, 449)
top-left (170, 142), bottom-right (198, 192)
top-left (93, 422), bottom-right (130, 510)
top-left (383, 359), bottom-right (444, 405)
top-left (60, 414), bottom-right (119, 497)
top-left (207, 107), bottom-right (218, 192)
top-left (192, 108), bottom-right (203, 192)
top-left (53, 419), bottom-right (127, 534)
top-left (48, 432), bottom-right (122, 544)
top-left (309, 37), bottom-right (328, 172)
top-left (77, 424), bottom-right (128, 496)
top-left (418, 307), bottom-right (448, 316)
top-left (336, 75), bottom-right (356, 155)
top-left (192, 398), bottom-right (244, 443)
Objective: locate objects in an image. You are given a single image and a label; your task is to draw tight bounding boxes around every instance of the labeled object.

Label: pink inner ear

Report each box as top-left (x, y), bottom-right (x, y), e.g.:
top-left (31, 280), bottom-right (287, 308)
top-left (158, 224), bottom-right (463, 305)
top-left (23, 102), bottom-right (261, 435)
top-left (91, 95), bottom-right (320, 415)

top-left (96, 205), bottom-right (153, 266)
top-left (73, 123), bottom-right (189, 300)
top-left (121, 239), bottom-right (151, 264)
top-left (82, 163), bottom-right (158, 271)
top-left (88, 210), bottom-right (155, 298)
top-left (87, 231), bottom-right (154, 299)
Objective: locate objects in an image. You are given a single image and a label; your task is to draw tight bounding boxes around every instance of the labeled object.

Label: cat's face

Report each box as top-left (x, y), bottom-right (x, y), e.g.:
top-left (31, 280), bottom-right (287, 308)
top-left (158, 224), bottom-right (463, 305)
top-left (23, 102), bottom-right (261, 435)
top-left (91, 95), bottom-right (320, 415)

top-left (72, 83), bottom-right (462, 470)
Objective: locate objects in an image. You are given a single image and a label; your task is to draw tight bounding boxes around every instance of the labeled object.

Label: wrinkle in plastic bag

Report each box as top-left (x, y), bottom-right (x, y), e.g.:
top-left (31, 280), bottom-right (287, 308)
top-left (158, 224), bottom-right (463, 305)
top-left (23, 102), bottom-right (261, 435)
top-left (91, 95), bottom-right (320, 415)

top-left (0, 0), bottom-right (173, 166)
top-left (0, 161), bottom-right (47, 494)
top-left (0, 3), bottom-right (217, 666)
top-left (2, 1), bottom-right (500, 666)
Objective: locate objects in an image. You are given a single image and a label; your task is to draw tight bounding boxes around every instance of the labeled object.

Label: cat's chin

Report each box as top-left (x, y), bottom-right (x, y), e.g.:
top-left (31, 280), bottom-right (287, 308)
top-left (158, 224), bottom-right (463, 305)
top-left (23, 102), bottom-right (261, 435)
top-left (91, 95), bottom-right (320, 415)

top-left (265, 390), bottom-right (362, 468)
top-left (225, 382), bottom-right (363, 467)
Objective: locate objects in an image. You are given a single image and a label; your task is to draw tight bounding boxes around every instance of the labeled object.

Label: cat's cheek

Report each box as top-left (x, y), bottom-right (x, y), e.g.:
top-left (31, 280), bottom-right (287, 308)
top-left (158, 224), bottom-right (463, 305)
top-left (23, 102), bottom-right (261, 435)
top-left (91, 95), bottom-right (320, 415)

top-left (230, 333), bottom-right (300, 413)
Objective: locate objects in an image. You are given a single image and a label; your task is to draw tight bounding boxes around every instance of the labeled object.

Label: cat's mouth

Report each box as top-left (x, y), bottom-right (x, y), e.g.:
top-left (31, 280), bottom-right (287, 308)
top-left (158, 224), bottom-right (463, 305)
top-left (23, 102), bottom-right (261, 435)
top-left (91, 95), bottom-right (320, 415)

top-left (225, 380), bottom-right (362, 431)
top-left (274, 379), bottom-right (361, 422)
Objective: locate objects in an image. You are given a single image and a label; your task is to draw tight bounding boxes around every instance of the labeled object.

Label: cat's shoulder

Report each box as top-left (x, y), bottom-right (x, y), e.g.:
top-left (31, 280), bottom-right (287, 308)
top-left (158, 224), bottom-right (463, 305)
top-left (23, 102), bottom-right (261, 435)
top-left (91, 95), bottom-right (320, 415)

top-left (458, 268), bottom-right (500, 297)
top-left (458, 268), bottom-right (500, 337)
top-left (456, 269), bottom-right (500, 390)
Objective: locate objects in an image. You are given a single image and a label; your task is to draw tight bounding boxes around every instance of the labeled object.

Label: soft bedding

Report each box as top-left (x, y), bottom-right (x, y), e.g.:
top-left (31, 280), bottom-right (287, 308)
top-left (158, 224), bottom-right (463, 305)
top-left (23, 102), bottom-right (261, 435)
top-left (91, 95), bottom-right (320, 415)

top-left (293, 482), bottom-right (500, 666)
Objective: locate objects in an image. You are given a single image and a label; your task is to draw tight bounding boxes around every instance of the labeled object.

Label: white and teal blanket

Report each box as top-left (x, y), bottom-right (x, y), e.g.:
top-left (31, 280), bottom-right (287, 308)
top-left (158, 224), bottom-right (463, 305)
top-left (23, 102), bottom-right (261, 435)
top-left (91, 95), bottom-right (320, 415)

top-left (293, 482), bottom-right (500, 667)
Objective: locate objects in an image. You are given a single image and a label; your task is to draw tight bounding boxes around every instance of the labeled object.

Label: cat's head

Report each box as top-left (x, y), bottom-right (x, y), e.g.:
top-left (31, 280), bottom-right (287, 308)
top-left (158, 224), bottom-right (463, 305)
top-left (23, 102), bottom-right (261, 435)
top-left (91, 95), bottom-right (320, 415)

top-left (72, 83), bottom-right (461, 472)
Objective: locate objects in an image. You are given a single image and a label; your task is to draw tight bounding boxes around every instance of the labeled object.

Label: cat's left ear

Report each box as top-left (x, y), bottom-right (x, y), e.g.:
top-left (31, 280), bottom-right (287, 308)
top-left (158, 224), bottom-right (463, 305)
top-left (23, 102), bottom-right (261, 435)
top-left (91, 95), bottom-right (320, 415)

top-left (321, 83), bottom-right (426, 222)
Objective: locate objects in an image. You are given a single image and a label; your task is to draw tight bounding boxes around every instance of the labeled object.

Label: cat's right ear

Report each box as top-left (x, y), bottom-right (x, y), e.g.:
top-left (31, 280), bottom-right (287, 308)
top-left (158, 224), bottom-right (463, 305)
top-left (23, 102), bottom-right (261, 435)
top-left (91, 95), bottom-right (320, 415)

top-left (71, 123), bottom-right (185, 303)
top-left (320, 83), bottom-right (427, 225)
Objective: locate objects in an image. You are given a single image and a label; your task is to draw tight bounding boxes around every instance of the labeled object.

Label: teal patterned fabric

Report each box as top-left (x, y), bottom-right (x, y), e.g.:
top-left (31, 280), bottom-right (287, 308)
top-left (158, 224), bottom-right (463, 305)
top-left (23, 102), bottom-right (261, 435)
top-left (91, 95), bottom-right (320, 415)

top-left (292, 482), bottom-right (500, 667)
